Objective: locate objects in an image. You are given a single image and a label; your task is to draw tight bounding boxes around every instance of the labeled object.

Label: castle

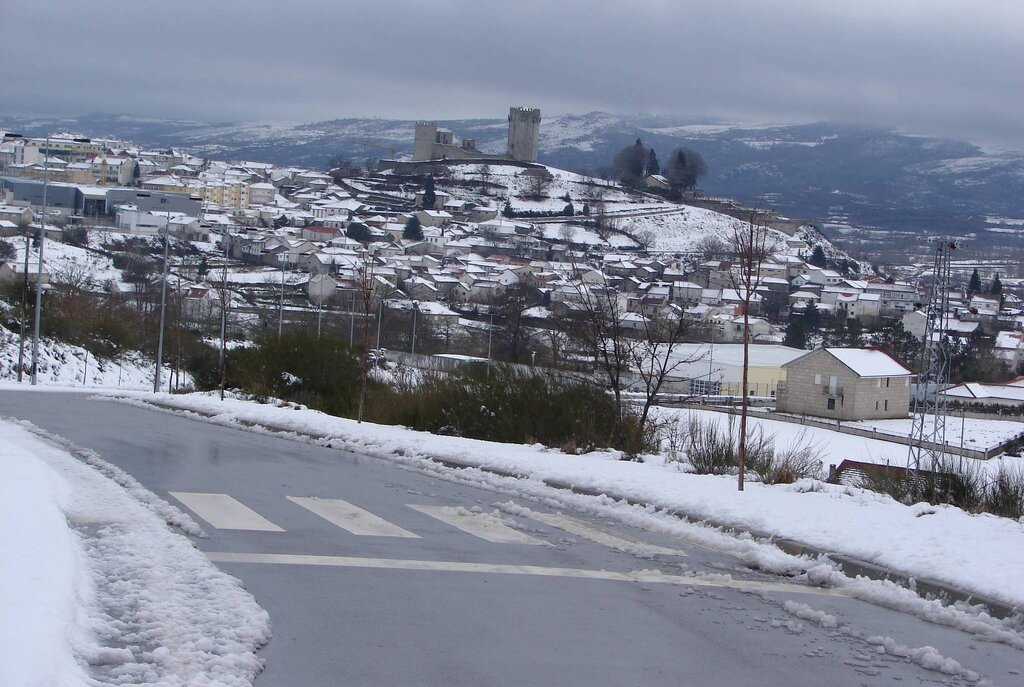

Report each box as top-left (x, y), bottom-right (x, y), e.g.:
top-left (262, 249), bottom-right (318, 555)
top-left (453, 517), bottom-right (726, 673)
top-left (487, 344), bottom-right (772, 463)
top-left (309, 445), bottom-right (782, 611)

top-left (412, 107), bottom-right (541, 163)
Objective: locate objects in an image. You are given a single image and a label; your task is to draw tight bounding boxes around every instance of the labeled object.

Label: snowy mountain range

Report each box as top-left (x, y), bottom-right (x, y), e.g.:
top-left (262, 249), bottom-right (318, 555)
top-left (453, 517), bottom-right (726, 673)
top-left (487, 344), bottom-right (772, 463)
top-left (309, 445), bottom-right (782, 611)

top-left (4, 111), bottom-right (1023, 236)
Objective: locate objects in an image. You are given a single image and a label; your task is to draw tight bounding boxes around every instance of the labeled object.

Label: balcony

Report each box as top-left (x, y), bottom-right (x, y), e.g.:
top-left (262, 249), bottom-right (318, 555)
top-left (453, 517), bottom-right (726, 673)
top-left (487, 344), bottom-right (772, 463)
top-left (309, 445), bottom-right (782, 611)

top-left (822, 385), bottom-right (844, 398)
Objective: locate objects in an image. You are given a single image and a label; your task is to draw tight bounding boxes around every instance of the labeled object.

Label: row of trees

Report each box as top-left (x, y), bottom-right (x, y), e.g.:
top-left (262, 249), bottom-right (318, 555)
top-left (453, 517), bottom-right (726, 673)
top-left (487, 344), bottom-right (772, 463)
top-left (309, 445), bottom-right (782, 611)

top-left (967, 268), bottom-right (1003, 297)
top-left (609, 139), bottom-right (708, 193)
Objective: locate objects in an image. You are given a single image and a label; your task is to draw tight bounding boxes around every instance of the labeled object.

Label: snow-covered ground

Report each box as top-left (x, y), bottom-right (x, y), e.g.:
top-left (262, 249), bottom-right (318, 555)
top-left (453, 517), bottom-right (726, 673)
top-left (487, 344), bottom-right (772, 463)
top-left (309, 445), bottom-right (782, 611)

top-left (6, 235), bottom-right (122, 291)
top-left (0, 322), bottom-right (187, 390)
top-left (846, 415), bottom-right (1024, 453)
top-left (0, 418), bottom-right (269, 685)
top-left (111, 391), bottom-right (1024, 612)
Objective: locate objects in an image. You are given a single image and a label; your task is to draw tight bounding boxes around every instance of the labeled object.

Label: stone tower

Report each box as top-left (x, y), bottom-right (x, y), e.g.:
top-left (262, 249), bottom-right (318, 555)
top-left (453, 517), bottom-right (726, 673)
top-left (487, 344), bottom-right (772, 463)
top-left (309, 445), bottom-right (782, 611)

top-left (413, 121), bottom-right (438, 161)
top-left (507, 107), bottom-right (541, 163)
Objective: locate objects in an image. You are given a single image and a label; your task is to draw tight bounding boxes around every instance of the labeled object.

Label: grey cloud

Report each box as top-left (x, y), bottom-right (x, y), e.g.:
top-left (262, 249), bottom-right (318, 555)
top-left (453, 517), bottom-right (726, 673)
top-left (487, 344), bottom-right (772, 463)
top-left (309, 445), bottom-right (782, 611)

top-left (1, 0), bottom-right (1021, 147)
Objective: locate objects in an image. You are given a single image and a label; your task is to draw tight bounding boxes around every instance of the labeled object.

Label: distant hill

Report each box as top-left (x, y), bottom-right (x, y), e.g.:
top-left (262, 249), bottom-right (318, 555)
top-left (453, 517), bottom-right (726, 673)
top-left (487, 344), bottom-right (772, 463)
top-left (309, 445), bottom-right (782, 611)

top-left (3, 111), bottom-right (1023, 237)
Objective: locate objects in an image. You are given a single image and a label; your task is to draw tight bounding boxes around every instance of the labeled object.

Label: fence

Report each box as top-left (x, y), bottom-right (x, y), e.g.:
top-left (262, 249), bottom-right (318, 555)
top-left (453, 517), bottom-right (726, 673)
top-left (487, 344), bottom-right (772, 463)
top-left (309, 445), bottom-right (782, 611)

top-left (672, 403), bottom-right (1021, 461)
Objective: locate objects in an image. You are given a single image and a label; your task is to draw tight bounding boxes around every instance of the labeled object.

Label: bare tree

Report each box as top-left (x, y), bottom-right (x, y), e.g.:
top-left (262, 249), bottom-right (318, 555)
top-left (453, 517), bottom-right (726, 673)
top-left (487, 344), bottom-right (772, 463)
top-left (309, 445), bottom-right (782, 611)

top-left (725, 215), bottom-right (779, 490)
top-left (634, 229), bottom-right (657, 252)
top-left (524, 171), bottom-right (548, 199)
top-left (478, 164), bottom-right (492, 195)
top-left (560, 257), bottom-right (700, 451)
top-left (627, 305), bottom-right (699, 433)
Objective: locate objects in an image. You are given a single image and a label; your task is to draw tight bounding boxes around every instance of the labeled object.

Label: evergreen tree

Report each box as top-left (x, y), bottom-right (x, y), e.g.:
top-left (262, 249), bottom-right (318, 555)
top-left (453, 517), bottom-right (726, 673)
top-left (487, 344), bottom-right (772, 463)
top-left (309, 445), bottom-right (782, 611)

top-left (991, 273), bottom-right (1003, 296)
top-left (403, 215), bottom-right (423, 241)
top-left (645, 148), bottom-right (660, 176)
top-left (502, 201), bottom-right (514, 218)
top-left (422, 175), bottom-right (436, 209)
top-left (870, 319), bottom-right (920, 371)
top-left (804, 300), bottom-right (821, 331)
top-left (197, 255), bottom-right (209, 280)
top-left (664, 147), bottom-right (708, 191)
top-left (346, 221), bottom-right (371, 242)
top-left (784, 317), bottom-right (809, 349)
top-left (611, 139), bottom-right (647, 186)
top-left (968, 268), bottom-right (982, 294)
top-left (810, 245), bottom-right (827, 268)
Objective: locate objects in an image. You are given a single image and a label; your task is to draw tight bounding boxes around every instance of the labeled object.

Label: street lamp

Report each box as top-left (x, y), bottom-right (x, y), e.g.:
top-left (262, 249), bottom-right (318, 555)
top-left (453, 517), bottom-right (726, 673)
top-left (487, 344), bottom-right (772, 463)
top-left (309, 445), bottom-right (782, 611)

top-left (30, 135), bottom-right (51, 386)
top-left (153, 197), bottom-right (171, 393)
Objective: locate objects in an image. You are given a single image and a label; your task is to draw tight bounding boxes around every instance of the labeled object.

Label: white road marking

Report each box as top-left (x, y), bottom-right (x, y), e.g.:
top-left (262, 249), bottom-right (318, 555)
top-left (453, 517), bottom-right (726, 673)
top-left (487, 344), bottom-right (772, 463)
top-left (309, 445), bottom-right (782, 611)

top-left (407, 505), bottom-right (547, 545)
top-left (288, 496), bottom-right (420, 538)
top-left (525, 511), bottom-right (687, 557)
top-left (205, 551), bottom-right (845, 597)
top-left (170, 492), bottom-right (284, 532)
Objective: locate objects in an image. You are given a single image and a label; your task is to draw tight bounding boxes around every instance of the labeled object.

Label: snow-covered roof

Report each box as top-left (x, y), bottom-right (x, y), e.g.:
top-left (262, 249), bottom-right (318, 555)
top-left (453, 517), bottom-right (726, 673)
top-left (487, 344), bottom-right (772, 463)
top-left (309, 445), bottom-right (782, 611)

top-left (825, 348), bottom-right (912, 377)
top-left (943, 382), bottom-right (1024, 402)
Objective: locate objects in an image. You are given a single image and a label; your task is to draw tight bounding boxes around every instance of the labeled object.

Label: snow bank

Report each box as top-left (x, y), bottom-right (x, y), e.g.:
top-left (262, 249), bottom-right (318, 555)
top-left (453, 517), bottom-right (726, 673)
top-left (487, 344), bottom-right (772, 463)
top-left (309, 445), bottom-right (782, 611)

top-left (0, 429), bottom-right (92, 686)
top-left (0, 420), bottom-right (269, 686)
top-left (113, 391), bottom-right (1024, 611)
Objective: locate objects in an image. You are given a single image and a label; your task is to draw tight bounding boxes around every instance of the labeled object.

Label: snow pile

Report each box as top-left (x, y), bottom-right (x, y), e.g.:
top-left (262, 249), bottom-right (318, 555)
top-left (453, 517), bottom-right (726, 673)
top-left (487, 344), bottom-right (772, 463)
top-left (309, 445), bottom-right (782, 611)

top-left (0, 420), bottom-right (269, 686)
top-left (0, 426), bottom-right (93, 686)
top-left (113, 391), bottom-right (1024, 610)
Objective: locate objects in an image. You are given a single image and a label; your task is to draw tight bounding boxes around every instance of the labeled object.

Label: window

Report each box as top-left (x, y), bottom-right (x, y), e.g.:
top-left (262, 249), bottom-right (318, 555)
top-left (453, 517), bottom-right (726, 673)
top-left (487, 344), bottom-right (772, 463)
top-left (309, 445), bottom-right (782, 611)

top-left (827, 398), bottom-right (836, 410)
top-left (875, 401), bottom-right (879, 410)
top-left (814, 373), bottom-right (821, 385)
top-left (884, 399), bottom-right (889, 411)
top-left (886, 378), bottom-right (891, 387)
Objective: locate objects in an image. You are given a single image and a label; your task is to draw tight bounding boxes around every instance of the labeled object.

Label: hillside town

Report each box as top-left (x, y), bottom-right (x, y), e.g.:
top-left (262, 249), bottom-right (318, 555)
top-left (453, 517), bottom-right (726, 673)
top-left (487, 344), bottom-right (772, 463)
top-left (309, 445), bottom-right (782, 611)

top-left (2, 120), bottom-right (1023, 408)
top-left (7, 3), bottom-right (1024, 686)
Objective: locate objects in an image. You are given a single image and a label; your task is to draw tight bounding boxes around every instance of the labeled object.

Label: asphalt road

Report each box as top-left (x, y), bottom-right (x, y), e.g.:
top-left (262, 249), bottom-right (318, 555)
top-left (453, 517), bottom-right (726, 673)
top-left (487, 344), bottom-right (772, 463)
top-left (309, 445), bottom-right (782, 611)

top-left (2, 391), bottom-right (1021, 687)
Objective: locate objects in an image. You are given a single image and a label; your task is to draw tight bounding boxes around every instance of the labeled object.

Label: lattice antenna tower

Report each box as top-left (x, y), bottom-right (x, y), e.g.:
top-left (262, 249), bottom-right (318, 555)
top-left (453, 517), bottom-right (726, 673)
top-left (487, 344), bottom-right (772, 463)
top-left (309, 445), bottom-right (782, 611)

top-left (907, 239), bottom-right (956, 476)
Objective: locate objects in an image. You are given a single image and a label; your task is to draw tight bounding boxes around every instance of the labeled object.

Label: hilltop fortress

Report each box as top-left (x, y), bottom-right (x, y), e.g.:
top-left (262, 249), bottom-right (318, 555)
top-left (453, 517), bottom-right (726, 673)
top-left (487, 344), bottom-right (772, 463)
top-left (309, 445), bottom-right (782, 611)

top-left (412, 107), bottom-right (541, 163)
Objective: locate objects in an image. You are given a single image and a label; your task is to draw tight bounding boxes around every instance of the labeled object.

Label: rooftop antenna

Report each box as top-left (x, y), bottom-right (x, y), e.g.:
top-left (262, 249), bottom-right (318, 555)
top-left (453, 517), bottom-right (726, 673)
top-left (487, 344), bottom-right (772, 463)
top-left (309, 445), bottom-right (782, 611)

top-left (906, 238), bottom-right (955, 483)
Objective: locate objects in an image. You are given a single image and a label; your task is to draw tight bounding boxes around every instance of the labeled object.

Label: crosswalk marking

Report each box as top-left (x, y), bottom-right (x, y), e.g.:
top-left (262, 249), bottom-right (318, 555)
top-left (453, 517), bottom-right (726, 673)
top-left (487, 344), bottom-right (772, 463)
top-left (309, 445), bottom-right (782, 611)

top-left (524, 511), bottom-right (687, 557)
top-left (169, 492), bottom-right (284, 532)
top-left (407, 505), bottom-right (547, 545)
top-left (288, 496), bottom-right (420, 538)
top-left (204, 551), bottom-right (843, 597)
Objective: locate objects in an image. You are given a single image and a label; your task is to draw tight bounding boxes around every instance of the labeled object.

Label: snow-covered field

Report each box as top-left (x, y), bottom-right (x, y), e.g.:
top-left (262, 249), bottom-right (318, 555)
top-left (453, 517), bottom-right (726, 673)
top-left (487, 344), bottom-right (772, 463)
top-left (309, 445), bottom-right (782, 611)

top-left (111, 391), bottom-right (1024, 612)
top-left (847, 415), bottom-right (1024, 453)
top-left (0, 418), bottom-right (269, 685)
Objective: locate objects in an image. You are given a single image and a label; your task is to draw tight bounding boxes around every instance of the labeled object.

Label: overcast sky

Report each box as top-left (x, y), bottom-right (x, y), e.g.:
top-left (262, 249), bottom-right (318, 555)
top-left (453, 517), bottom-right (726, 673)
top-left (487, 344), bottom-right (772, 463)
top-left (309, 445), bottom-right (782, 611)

top-left (1, 0), bottom-right (1021, 149)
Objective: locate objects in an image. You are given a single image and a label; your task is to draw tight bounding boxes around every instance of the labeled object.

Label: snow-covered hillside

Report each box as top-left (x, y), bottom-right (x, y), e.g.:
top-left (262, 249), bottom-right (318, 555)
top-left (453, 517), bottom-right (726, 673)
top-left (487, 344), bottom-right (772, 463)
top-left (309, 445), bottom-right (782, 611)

top-left (0, 323), bottom-right (189, 390)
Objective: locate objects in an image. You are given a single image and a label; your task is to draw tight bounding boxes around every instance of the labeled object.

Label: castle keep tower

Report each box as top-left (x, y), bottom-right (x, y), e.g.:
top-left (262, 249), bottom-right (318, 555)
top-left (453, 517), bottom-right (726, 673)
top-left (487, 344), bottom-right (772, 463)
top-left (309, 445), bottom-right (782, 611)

top-left (507, 107), bottom-right (541, 163)
top-left (413, 121), bottom-right (438, 161)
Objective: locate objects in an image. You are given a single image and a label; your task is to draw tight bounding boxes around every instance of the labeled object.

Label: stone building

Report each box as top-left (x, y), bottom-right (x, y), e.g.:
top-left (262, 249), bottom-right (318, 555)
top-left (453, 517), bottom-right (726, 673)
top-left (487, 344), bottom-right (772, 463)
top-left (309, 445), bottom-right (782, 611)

top-left (412, 107), bottom-right (541, 163)
top-left (776, 347), bottom-right (912, 421)
top-left (507, 107), bottom-right (541, 162)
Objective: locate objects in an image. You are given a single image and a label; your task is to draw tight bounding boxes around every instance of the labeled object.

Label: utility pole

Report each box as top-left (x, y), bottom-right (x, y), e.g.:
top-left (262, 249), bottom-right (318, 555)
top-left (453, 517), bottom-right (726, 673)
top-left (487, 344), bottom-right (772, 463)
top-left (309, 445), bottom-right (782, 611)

top-left (376, 299), bottom-right (383, 349)
top-left (153, 197), bottom-right (172, 393)
top-left (486, 310), bottom-right (494, 378)
top-left (349, 289), bottom-right (355, 346)
top-left (278, 261), bottom-right (286, 337)
top-left (17, 222), bottom-right (30, 382)
top-left (30, 135), bottom-right (51, 386)
top-left (410, 301), bottom-right (418, 355)
top-left (218, 227), bottom-right (229, 401)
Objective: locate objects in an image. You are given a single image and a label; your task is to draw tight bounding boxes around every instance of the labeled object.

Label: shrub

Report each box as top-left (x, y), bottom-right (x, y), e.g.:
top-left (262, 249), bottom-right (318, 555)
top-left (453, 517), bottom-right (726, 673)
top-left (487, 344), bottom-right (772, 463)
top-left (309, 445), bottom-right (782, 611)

top-left (363, 364), bottom-right (641, 452)
top-left (685, 414), bottom-right (737, 475)
top-left (984, 463), bottom-right (1024, 519)
top-left (226, 331), bottom-right (362, 415)
top-left (748, 429), bottom-right (824, 484)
